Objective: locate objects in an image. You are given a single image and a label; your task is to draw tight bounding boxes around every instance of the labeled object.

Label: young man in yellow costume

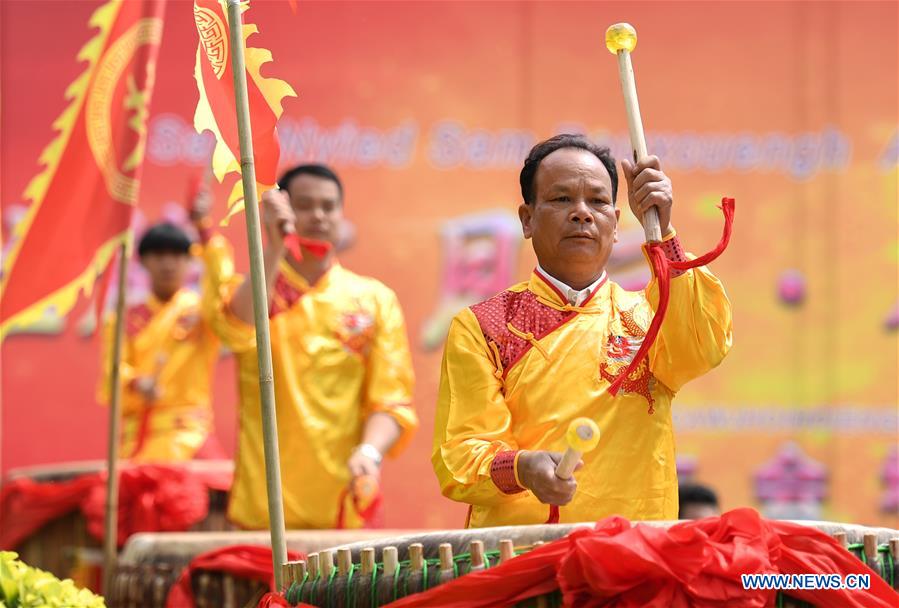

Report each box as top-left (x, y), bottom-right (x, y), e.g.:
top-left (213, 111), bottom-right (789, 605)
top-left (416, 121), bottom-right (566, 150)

top-left (211, 164), bottom-right (417, 530)
top-left (98, 196), bottom-right (227, 462)
top-left (433, 134), bottom-right (733, 527)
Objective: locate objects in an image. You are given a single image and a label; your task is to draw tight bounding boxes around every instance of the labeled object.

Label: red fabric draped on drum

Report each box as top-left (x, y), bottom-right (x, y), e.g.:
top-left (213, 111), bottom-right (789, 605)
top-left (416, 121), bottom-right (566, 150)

top-left (380, 508), bottom-right (897, 608)
top-left (0, 464), bottom-right (232, 549)
top-left (168, 545), bottom-right (304, 608)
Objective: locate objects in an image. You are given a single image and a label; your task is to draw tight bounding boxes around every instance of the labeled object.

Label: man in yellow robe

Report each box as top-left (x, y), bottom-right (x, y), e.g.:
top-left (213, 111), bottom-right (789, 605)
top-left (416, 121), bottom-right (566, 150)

top-left (433, 134), bottom-right (732, 527)
top-left (98, 204), bottom-right (227, 462)
top-left (210, 164), bottom-right (417, 530)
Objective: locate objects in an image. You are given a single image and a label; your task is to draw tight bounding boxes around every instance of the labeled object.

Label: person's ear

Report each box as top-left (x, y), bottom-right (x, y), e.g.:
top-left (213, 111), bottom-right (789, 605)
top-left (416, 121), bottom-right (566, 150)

top-left (613, 207), bottom-right (621, 243)
top-left (518, 203), bottom-right (533, 239)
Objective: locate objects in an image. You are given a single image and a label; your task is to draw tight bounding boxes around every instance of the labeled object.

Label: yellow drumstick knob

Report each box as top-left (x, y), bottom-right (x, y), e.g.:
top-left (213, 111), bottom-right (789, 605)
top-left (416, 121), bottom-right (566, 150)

top-left (566, 417), bottom-right (601, 453)
top-left (555, 418), bottom-right (601, 480)
top-left (605, 22), bottom-right (637, 54)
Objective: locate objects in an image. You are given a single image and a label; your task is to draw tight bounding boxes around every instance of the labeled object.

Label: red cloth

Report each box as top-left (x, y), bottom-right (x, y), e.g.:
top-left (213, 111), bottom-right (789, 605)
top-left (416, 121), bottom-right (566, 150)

top-left (282, 234), bottom-right (332, 263)
top-left (0, 464), bottom-right (233, 549)
top-left (81, 465), bottom-right (212, 547)
top-left (384, 508), bottom-right (898, 608)
top-left (0, 475), bottom-right (98, 548)
top-left (257, 592), bottom-right (316, 608)
top-left (166, 545), bottom-right (303, 608)
top-left (609, 197), bottom-right (735, 403)
top-left (257, 593), bottom-right (293, 607)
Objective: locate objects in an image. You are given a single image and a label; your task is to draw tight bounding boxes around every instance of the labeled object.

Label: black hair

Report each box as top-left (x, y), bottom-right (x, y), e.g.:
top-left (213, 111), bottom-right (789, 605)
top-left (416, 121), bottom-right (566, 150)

top-left (137, 222), bottom-right (192, 257)
top-left (277, 163), bottom-right (344, 200)
top-left (519, 134), bottom-right (618, 205)
top-left (678, 483), bottom-right (720, 517)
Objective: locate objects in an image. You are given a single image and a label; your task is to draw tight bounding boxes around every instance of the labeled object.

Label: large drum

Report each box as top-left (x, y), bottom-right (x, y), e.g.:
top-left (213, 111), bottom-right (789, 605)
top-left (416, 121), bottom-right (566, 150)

top-left (281, 521), bottom-right (899, 607)
top-left (1, 459), bottom-right (234, 588)
top-left (110, 529), bottom-right (416, 608)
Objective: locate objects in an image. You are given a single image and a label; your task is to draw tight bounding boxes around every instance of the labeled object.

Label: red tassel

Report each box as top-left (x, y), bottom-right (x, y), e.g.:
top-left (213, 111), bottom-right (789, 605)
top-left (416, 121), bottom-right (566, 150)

top-left (669, 197), bottom-right (735, 271)
top-left (546, 505), bottom-right (560, 524)
top-left (334, 477), bottom-right (383, 529)
top-left (608, 197), bottom-right (735, 405)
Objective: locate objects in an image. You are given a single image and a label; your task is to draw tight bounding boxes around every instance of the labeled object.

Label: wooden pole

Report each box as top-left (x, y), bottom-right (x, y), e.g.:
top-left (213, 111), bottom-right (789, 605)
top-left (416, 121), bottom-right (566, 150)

top-left (102, 237), bottom-right (129, 595)
top-left (225, 0), bottom-right (288, 588)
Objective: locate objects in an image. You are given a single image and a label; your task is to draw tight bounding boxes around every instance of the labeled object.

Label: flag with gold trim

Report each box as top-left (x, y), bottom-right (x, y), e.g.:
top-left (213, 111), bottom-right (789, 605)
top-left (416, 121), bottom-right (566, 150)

top-left (0, 0), bottom-right (166, 339)
top-left (192, 0), bottom-right (295, 224)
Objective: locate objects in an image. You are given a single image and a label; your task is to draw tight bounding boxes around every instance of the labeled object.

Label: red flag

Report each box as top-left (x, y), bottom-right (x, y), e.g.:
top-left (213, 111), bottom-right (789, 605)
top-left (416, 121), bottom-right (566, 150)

top-left (192, 0), bottom-right (295, 224)
top-left (0, 0), bottom-right (166, 339)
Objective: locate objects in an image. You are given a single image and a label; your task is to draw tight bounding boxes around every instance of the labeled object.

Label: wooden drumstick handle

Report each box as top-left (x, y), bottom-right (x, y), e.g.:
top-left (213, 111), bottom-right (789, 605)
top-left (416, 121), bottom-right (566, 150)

top-left (555, 448), bottom-right (582, 480)
top-left (614, 49), bottom-right (662, 243)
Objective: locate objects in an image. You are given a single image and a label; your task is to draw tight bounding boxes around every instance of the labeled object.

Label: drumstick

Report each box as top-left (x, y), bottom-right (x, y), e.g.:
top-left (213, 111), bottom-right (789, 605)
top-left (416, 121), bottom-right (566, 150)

top-left (554, 417), bottom-right (601, 479)
top-left (605, 23), bottom-right (662, 243)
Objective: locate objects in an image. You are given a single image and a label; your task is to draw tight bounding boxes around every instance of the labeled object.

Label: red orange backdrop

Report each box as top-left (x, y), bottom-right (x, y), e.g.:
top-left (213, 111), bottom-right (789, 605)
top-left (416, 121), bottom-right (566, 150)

top-left (2, 1), bottom-right (896, 530)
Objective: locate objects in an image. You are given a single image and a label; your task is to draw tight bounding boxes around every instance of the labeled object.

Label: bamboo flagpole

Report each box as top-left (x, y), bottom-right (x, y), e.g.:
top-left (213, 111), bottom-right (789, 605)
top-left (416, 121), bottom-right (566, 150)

top-left (101, 237), bottom-right (130, 594)
top-left (224, 0), bottom-right (289, 587)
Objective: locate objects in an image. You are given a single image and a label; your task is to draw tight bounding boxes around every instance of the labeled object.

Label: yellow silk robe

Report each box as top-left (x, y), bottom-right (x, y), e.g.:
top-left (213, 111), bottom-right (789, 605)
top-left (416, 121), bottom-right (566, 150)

top-left (433, 244), bottom-right (732, 527)
top-left (98, 238), bottom-right (227, 462)
top-left (210, 253), bottom-right (418, 530)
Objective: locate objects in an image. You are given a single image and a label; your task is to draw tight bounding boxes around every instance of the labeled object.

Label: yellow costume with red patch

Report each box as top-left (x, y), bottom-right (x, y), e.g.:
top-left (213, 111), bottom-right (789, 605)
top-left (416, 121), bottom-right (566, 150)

top-left (208, 250), bottom-right (417, 530)
top-left (432, 233), bottom-right (732, 527)
top-left (97, 238), bottom-right (228, 462)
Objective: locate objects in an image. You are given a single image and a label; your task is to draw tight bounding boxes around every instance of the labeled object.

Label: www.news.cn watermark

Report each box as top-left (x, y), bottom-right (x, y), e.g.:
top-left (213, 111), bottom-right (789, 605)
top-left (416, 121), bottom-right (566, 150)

top-left (741, 573), bottom-right (870, 591)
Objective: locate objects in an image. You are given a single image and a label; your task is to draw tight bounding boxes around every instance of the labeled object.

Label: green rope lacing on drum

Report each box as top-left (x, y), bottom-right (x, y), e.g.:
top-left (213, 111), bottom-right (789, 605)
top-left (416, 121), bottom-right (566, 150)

top-left (285, 581), bottom-right (296, 605)
top-left (343, 562), bottom-right (358, 606)
top-left (400, 557), bottom-right (429, 597)
top-left (367, 562), bottom-right (382, 608)
top-left (323, 564), bottom-right (337, 607)
top-left (390, 562), bottom-right (401, 605)
top-left (877, 544), bottom-right (894, 587)
top-left (295, 545), bottom-right (548, 606)
top-left (848, 542), bottom-right (865, 563)
top-left (292, 571), bottom-right (308, 606)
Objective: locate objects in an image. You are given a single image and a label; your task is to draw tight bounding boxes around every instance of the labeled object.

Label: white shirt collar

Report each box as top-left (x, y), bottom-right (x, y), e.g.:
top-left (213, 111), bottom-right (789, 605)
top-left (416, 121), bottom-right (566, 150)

top-left (536, 265), bottom-right (607, 306)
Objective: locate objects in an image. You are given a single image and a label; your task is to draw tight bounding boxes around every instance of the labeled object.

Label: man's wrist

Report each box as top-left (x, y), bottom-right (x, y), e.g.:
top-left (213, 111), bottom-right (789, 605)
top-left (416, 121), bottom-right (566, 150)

top-left (354, 443), bottom-right (383, 466)
top-left (659, 232), bottom-right (688, 278)
top-left (491, 450), bottom-right (526, 494)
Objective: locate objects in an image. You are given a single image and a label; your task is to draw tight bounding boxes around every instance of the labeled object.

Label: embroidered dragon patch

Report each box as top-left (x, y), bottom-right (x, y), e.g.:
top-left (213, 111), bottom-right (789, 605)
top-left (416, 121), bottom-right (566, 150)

top-left (335, 305), bottom-right (375, 356)
top-left (599, 307), bottom-right (657, 413)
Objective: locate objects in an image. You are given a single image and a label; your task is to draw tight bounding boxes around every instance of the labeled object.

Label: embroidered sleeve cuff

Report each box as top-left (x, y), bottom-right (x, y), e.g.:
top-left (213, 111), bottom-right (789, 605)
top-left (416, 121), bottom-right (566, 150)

top-left (491, 450), bottom-right (525, 494)
top-left (659, 234), bottom-right (688, 278)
